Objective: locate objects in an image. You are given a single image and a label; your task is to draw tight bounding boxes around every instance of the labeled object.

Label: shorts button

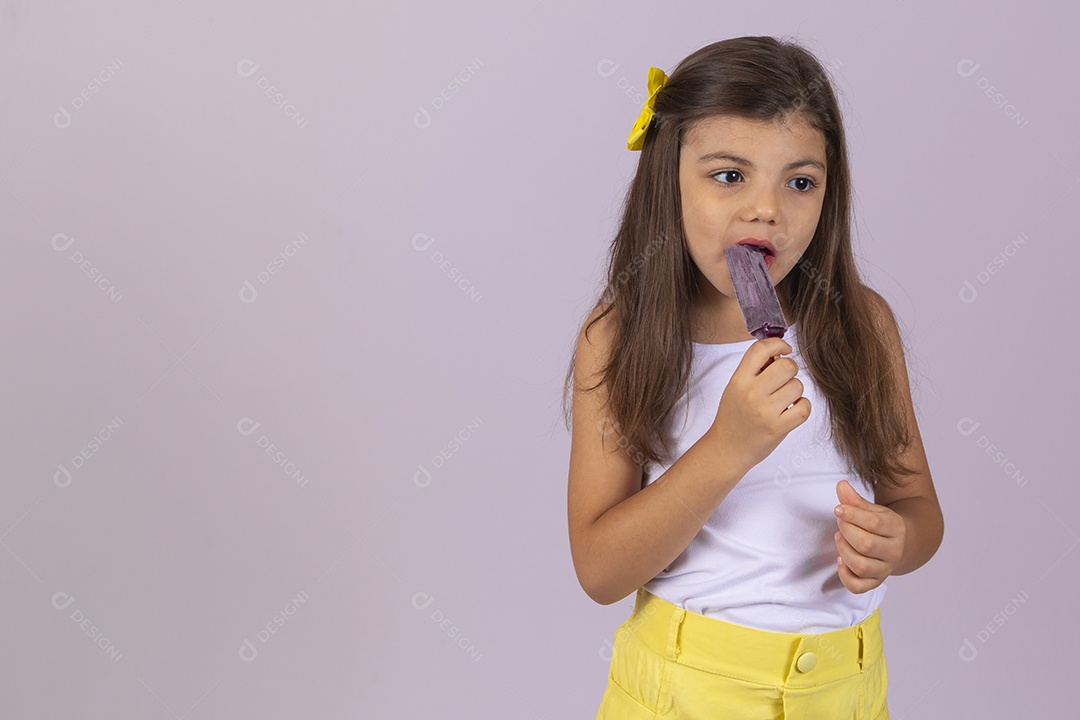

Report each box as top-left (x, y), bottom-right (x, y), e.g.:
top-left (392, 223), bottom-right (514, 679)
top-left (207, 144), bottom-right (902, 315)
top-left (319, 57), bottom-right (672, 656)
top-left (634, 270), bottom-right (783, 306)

top-left (796, 651), bottom-right (818, 672)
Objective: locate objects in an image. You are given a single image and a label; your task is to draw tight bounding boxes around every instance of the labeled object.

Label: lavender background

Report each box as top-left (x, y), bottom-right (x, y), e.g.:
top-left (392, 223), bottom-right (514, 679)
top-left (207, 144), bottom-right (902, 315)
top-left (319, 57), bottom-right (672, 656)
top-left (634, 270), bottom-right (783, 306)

top-left (1, 1), bottom-right (1075, 717)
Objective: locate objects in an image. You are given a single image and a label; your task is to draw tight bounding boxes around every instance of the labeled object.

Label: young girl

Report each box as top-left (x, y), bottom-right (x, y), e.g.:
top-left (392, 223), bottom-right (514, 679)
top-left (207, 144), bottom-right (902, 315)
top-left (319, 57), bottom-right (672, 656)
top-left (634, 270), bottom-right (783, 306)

top-left (564, 36), bottom-right (943, 719)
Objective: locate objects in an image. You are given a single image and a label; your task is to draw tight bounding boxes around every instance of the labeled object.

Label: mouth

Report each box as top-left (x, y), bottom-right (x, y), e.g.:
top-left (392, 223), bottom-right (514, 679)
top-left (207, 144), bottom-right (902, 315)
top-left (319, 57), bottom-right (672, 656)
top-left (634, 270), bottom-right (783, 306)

top-left (733, 239), bottom-right (776, 267)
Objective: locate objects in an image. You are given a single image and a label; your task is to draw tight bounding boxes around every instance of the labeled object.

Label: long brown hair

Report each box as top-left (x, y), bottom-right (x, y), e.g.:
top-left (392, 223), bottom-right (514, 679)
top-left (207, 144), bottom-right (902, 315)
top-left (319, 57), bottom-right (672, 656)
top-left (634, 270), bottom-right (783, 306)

top-left (561, 36), bottom-right (919, 492)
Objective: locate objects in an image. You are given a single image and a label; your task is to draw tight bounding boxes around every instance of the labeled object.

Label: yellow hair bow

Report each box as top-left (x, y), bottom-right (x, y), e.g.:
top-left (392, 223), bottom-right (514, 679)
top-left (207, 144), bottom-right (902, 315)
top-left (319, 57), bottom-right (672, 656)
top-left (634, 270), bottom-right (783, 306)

top-left (627, 67), bottom-right (669, 151)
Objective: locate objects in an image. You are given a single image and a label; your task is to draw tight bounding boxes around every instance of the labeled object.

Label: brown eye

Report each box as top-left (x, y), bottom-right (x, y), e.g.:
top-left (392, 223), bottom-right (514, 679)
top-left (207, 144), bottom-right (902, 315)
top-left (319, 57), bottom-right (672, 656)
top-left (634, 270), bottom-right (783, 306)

top-left (711, 170), bottom-right (742, 184)
top-left (788, 177), bottom-right (818, 192)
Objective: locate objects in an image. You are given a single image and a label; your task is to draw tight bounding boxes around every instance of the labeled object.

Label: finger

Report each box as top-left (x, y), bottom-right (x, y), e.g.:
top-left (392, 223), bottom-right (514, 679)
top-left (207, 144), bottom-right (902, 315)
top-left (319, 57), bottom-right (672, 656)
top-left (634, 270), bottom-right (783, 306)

top-left (837, 555), bottom-right (877, 594)
top-left (835, 504), bottom-right (899, 538)
top-left (836, 520), bottom-right (885, 561)
top-left (779, 394), bottom-right (810, 420)
top-left (769, 377), bottom-right (806, 417)
top-left (741, 338), bottom-right (792, 377)
top-left (835, 532), bottom-right (887, 580)
top-left (836, 479), bottom-right (872, 507)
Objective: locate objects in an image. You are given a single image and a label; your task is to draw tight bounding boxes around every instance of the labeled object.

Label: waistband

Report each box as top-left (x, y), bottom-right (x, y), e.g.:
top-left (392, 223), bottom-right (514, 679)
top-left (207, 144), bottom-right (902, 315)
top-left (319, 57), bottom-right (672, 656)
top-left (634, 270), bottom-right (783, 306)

top-left (620, 588), bottom-right (883, 688)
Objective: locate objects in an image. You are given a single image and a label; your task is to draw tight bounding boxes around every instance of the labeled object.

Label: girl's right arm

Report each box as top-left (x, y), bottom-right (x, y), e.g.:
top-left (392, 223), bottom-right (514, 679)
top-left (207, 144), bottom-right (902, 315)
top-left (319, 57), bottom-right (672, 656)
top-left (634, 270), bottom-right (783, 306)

top-left (567, 307), bottom-right (809, 605)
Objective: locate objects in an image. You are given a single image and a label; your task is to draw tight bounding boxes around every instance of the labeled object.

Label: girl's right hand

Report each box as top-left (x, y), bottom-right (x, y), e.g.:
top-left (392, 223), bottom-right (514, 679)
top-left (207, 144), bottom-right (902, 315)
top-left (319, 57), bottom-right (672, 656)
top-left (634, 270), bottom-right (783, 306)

top-left (704, 337), bottom-right (812, 474)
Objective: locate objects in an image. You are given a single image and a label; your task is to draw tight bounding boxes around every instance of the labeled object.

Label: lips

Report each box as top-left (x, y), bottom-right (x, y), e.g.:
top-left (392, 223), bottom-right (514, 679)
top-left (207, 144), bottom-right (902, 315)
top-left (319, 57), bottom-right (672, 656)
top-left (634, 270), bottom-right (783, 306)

top-left (733, 238), bottom-right (777, 257)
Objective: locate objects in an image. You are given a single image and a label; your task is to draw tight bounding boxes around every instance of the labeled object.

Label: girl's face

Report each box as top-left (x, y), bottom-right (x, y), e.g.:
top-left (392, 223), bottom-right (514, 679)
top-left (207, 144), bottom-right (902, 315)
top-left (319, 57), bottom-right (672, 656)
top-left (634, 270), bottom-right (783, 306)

top-left (678, 113), bottom-right (827, 341)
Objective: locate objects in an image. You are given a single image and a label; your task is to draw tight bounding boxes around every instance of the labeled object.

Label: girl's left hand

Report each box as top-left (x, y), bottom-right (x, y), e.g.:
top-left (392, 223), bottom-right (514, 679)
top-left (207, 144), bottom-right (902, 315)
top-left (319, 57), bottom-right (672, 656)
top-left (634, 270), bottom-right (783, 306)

top-left (832, 480), bottom-right (906, 594)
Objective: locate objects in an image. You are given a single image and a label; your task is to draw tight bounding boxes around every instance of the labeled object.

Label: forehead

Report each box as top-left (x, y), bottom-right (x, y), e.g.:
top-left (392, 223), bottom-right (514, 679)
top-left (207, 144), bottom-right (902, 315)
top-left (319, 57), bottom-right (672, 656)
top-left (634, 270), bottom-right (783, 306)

top-left (682, 114), bottom-right (825, 156)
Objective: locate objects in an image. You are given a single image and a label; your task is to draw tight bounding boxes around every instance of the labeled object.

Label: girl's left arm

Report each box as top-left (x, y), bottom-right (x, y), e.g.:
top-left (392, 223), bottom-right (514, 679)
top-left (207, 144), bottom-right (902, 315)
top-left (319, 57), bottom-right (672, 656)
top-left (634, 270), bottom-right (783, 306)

top-left (863, 287), bottom-right (944, 576)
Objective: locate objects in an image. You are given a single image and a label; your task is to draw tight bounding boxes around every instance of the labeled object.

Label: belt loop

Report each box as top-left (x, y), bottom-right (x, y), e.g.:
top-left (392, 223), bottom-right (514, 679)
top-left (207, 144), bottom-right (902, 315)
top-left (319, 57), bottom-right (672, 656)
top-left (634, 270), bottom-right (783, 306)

top-left (668, 605), bottom-right (686, 660)
top-left (856, 624), bottom-right (865, 671)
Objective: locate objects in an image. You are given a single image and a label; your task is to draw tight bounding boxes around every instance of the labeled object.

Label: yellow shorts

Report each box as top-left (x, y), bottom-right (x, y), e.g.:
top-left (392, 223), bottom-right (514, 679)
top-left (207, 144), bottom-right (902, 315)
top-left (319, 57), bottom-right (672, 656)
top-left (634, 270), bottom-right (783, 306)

top-left (597, 588), bottom-right (889, 719)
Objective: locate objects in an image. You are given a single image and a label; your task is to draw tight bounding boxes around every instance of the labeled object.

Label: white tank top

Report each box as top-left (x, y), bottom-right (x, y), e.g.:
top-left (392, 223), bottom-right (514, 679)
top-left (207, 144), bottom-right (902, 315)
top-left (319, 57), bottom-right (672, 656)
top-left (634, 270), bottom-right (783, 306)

top-left (641, 321), bottom-right (887, 633)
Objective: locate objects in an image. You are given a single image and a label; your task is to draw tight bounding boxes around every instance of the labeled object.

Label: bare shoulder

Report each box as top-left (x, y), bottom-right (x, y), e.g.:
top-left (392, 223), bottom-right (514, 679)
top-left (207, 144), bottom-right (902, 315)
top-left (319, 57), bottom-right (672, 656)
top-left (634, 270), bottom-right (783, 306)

top-left (578, 301), bottom-right (617, 353)
top-left (859, 286), bottom-right (913, 371)
top-left (858, 285), bottom-right (909, 403)
top-left (574, 300), bottom-right (617, 388)
top-left (860, 286), bottom-right (901, 340)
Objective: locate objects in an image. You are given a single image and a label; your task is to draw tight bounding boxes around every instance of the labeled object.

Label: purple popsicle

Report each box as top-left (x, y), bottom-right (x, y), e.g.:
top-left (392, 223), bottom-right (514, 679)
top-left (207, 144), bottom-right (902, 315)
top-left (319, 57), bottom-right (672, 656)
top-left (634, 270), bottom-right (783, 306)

top-left (723, 244), bottom-right (788, 340)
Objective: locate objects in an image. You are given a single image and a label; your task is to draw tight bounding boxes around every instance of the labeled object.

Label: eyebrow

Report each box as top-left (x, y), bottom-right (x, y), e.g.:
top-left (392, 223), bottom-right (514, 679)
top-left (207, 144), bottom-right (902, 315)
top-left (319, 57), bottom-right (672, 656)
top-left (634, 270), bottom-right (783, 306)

top-left (696, 152), bottom-right (826, 174)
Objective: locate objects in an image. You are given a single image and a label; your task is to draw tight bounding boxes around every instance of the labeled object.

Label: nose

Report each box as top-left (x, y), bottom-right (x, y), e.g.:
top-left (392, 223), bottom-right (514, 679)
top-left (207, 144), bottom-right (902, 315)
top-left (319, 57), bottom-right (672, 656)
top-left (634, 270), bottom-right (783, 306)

top-left (740, 182), bottom-right (779, 222)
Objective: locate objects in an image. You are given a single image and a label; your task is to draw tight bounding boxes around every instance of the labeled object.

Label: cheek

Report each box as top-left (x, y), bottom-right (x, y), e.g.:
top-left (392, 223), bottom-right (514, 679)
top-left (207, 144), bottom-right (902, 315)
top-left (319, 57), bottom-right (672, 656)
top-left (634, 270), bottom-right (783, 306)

top-left (679, 193), bottom-right (705, 238)
top-left (683, 195), bottom-right (723, 238)
top-left (682, 216), bottom-right (716, 262)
